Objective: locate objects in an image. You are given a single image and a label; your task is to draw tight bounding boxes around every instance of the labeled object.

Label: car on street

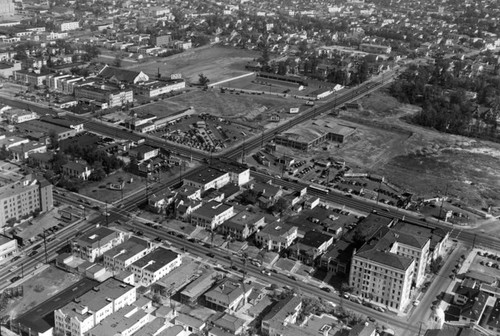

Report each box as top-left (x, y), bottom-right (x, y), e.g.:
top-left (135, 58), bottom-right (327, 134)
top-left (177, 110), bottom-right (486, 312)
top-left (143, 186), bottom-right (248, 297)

top-left (321, 287), bottom-right (332, 293)
top-left (10, 276), bottom-right (21, 283)
top-left (413, 300), bottom-right (420, 306)
top-left (12, 256), bottom-right (21, 262)
top-left (206, 252), bottom-right (215, 258)
top-left (28, 250), bottom-right (38, 257)
top-left (367, 316), bottom-right (376, 323)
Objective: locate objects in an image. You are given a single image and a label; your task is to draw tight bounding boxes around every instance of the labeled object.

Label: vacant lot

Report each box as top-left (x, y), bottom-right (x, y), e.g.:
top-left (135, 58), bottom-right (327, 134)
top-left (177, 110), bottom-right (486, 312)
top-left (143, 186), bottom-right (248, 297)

top-left (126, 46), bottom-right (260, 84)
top-left (79, 171), bottom-right (147, 204)
top-left (3, 266), bottom-right (81, 319)
top-left (348, 90), bottom-right (500, 209)
top-left (154, 90), bottom-right (299, 128)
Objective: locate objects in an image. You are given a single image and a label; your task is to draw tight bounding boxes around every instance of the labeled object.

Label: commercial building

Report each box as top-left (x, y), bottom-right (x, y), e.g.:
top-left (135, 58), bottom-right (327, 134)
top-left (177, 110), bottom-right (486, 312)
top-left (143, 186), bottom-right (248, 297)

top-left (16, 119), bottom-right (78, 141)
top-left (183, 167), bottom-right (230, 192)
top-left (0, 235), bottom-right (18, 263)
top-left (129, 247), bottom-right (181, 286)
top-left (54, 278), bottom-right (136, 336)
top-left (190, 201), bottom-right (234, 230)
top-left (256, 222), bottom-right (298, 252)
top-left (275, 120), bottom-right (356, 151)
top-left (72, 227), bottom-right (126, 262)
top-left (74, 84), bottom-right (133, 108)
top-left (209, 160), bottom-right (251, 186)
top-left (103, 237), bottom-right (153, 273)
top-left (3, 109), bottom-right (39, 124)
top-left (0, 175), bottom-right (53, 227)
top-left (134, 78), bottom-right (186, 98)
top-left (261, 296), bottom-right (302, 336)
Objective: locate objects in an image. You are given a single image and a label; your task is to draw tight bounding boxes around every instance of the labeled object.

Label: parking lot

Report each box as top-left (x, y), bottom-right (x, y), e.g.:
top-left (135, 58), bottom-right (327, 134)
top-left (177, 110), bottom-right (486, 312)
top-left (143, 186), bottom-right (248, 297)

top-left (148, 113), bottom-right (255, 153)
top-left (470, 250), bottom-right (500, 276)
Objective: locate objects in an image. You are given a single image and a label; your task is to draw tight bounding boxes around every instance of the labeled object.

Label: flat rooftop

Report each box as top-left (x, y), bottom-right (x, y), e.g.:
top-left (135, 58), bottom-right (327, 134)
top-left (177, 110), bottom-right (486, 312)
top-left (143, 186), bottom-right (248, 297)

top-left (15, 278), bottom-right (99, 334)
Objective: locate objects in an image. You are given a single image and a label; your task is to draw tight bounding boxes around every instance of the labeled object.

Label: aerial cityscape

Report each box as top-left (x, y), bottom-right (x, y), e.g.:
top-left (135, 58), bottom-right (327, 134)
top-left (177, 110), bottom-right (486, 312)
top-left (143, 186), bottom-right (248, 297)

top-left (0, 0), bottom-right (498, 335)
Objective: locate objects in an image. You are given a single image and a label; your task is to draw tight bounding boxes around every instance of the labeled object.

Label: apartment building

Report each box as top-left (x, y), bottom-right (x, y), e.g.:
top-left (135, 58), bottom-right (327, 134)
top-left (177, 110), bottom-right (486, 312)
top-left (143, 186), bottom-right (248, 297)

top-left (72, 227), bottom-right (126, 262)
top-left (103, 237), bottom-right (153, 273)
top-left (291, 230), bottom-right (334, 265)
top-left (0, 175), bottom-right (53, 227)
top-left (190, 201), bottom-right (234, 230)
top-left (261, 296), bottom-right (302, 336)
top-left (255, 222), bottom-right (298, 252)
top-left (54, 278), bottom-right (136, 336)
top-left (218, 211), bottom-right (265, 241)
top-left (204, 279), bottom-right (252, 313)
top-left (58, 21), bottom-right (80, 32)
top-left (87, 305), bottom-right (149, 336)
top-left (349, 247), bottom-right (414, 311)
top-left (129, 247), bottom-right (181, 286)
top-left (183, 167), bottom-right (230, 192)
top-left (62, 161), bottom-right (93, 180)
top-left (14, 70), bottom-right (48, 86)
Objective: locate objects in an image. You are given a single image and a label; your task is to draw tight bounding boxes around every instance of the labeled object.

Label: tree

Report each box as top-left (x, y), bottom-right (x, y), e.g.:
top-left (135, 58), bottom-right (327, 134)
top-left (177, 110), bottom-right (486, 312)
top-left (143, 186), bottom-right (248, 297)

top-left (113, 56), bottom-right (122, 68)
top-left (198, 73), bottom-right (210, 86)
top-left (48, 130), bottom-right (59, 149)
top-left (430, 256), bottom-right (443, 274)
top-left (271, 197), bottom-right (289, 213)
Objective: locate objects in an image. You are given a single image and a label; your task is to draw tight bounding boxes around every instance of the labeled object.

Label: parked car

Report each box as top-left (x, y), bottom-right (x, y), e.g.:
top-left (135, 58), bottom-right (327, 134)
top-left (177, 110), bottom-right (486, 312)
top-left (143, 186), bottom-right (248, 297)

top-left (321, 287), bottom-right (332, 293)
top-left (206, 252), bottom-right (215, 258)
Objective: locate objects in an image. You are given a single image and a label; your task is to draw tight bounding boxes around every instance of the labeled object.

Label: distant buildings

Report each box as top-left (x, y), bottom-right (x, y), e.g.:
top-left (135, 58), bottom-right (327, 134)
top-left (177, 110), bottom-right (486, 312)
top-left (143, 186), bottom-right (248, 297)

top-left (0, 175), bottom-right (53, 227)
top-left (0, 0), bottom-right (15, 16)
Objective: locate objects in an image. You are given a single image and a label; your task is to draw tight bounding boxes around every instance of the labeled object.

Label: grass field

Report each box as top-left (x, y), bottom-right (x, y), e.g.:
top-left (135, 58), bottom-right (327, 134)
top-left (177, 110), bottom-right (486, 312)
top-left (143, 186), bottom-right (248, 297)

top-left (126, 45), bottom-right (261, 84)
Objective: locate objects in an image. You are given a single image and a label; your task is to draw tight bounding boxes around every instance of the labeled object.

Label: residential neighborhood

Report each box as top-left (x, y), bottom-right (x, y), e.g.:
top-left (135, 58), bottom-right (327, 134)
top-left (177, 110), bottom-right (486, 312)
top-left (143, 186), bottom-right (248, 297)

top-left (0, 0), bottom-right (499, 336)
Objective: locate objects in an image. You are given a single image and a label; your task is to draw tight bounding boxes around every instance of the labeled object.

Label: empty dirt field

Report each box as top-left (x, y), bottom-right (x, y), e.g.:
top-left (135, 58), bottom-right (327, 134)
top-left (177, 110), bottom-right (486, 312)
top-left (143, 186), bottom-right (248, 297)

top-left (339, 91), bottom-right (500, 208)
top-left (126, 45), bottom-right (260, 84)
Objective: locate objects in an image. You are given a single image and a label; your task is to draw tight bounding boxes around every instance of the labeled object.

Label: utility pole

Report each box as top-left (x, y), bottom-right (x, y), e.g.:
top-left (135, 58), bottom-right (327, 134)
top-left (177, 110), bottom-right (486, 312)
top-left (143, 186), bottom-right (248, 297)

top-left (105, 202), bottom-right (109, 226)
top-left (438, 184), bottom-right (449, 222)
top-left (473, 233), bottom-right (477, 249)
top-left (21, 262), bottom-right (24, 278)
top-left (43, 229), bottom-right (48, 264)
top-left (376, 179), bottom-right (382, 204)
